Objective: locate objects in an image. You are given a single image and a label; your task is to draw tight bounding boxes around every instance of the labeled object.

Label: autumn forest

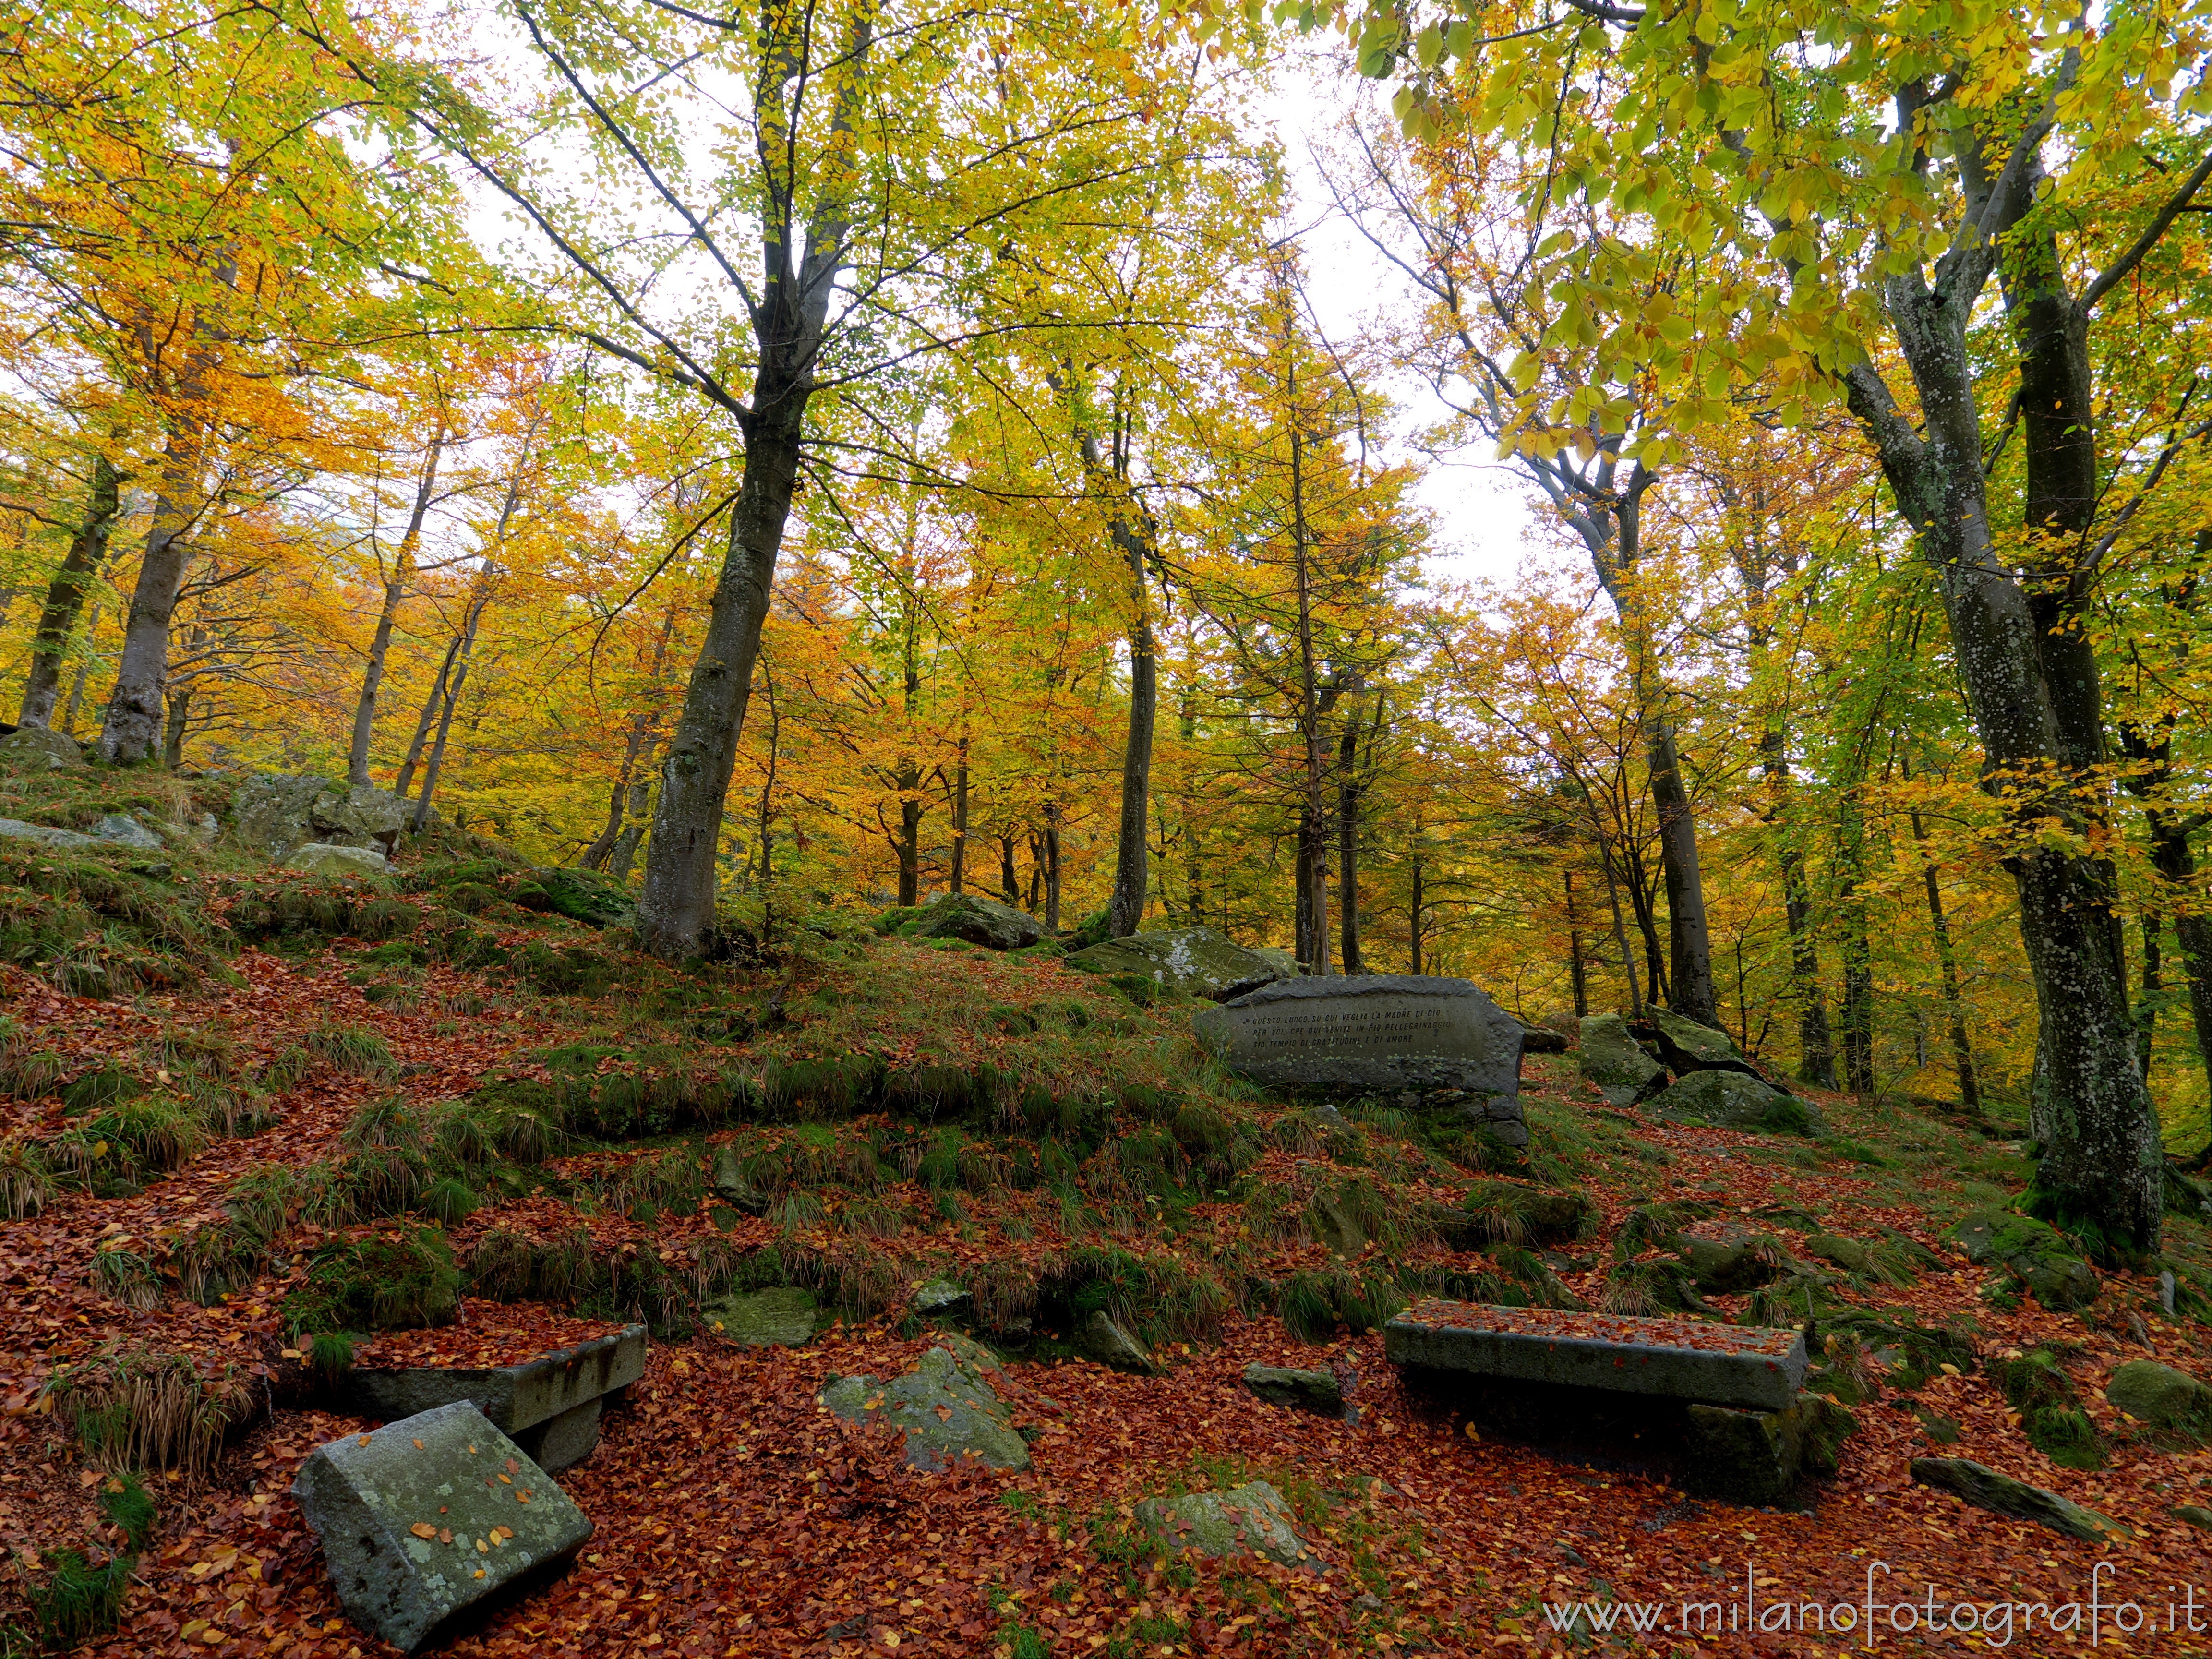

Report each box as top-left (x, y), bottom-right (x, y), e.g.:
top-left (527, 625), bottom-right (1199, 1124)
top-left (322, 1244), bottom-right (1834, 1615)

top-left (5, 0), bottom-right (2212, 1653)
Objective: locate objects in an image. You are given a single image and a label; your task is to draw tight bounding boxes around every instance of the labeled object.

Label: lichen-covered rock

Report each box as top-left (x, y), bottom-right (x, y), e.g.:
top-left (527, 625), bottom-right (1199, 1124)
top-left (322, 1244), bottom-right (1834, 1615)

top-left (284, 842), bottom-right (393, 879)
top-left (1578, 1013), bottom-right (1664, 1107)
top-left (709, 1144), bottom-right (770, 1214)
top-left (1074, 1310), bottom-right (1159, 1375)
top-left (1910, 1456), bottom-right (2129, 1542)
top-left (1943, 1209), bottom-right (2100, 1311)
top-left (2105, 1359), bottom-right (2212, 1442)
top-left (1242, 1364), bottom-right (1344, 1413)
top-left (233, 774), bottom-right (408, 857)
top-left (93, 814), bottom-right (165, 850)
top-left (1646, 1009), bottom-right (1771, 1084)
top-left (315, 784), bottom-right (408, 849)
top-left (0, 724), bottom-right (85, 770)
top-left (1063, 927), bottom-right (1286, 1002)
top-left (1803, 1233), bottom-right (1873, 1275)
top-left (292, 1400), bottom-right (592, 1654)
top-left (1649, 1069), bottom-right (1822, 1135)
top-left (703, 1287), bottom-right (818, 1348)
top-left (1683, 1395), bottom-right (1857, 1506)
top-left (0, 816), bottom-right (97, 850)
top-left (1134, 1481), bottom-right (1316, 1571)
top-left (819, 1343), bottom-right (1031, 1471)
top-left (1680, 1237), bottom-right (1783, 1295)
top-left (896, 892), bottom-right (1043, 950)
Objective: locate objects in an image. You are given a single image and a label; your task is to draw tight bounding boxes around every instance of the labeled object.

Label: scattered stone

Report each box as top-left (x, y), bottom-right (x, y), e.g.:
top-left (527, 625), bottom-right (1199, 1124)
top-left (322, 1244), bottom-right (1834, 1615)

top-left (914, 1279), bottom-right (969, 1318)
top-left (1515, 1020), bottom-right (1570, 1053)
top-left (1430, 1183), bottom-right (1595, 1248)
top-left (1063, 927), bottom-right (1287, 1001)
top-left (1943, 1208), bottom-right (2100, 1312)
top-left (0, 817), bottom-right (97, 850)
top-left (703, 1286), bottom-right (818, 1348)
top-left (1679, 1237), bottom-right (1783, 1295)
top-left (92, 813), bottom-right (166, 850)
top-left (2176, 1504), bottom-right (2212, 1532)
top-left (2105, 1359), bottom-right (2212, 1441)
top-left (340, 1326), bottom-right (645, 1475)
top-left (284, 842), bottom-right (393, 878)
top-left (0, 724), bottom-right (85, 770)
top-left (1241, 1364), bottom-right (1344, 1413)
top-left (1074, 1310), bottom-right (1160, 1375)
top-left (194, 812), bottom-right (219, 844)
top-left (1681, 1395), bottom-right (1857, 1506)
top-left (1648, 1069), bottom-right (1822, 1136)
top-left (1803, 1233), bottom-right (1873, 1275)
top-left (1386, 1299), bottom-right (1806, 1411)
top-left (2161, 1270), bottom-right (2178, 1316)
top-left (1134, 1481), bottom-right (1315, 1571)
top-left (292, 1400), bottom-right (592, 1654)
top-left (315, 784), bottom-right (409, 850)
top-left (819, 1343), bottom-right (1031, 1471)
top-left (1578, 1013), bottom-right (1664, 1107)
top-left (1309, 1188), bottom-right (1368, 1256)
top-left (1909, 1456), bottom-right (2129, 1543)
top-left (1645, 1009), bottom-right (1781, 1088)
top-left (709, 1145), bottom-right (770, 1214)
top-left (1194, 975), bottom-right (1527, 1144)
top-left (886, 892), bottom-right (1044, 950)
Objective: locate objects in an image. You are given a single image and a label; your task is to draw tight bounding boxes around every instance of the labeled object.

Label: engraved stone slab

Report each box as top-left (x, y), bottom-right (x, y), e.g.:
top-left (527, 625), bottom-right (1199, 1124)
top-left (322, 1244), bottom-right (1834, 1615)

top-left (1191, 975), bottom-right (1526, 1142)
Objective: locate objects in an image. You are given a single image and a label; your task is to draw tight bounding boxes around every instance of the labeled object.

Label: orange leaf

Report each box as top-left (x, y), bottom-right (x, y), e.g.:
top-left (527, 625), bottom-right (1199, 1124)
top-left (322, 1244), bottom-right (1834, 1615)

top-left (410, 1523), bottom-right (438, 1539)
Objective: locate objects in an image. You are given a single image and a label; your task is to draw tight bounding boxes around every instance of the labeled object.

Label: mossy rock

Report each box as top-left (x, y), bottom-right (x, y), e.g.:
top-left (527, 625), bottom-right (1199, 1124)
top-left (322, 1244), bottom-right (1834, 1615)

top-left (1063, 927), bottom-right (1286, 1002)
top-left (2105, 1359), bottom-right (2212, 1444)
top-left (702, 1286), bottom-right (818, 1348)
top-left (1679, 1236), bottom-right (1784, 1295)
top-left (893, 893), bottom-right (1043, 950)
top-left (1134, 1481), bottom-right (1315, 1570)
top-left (514, 867), bottom-right (634, 927)
top-left (1577, 1012), bottom-right (1664, 1107)
top-left (1803, 1233), bottom-right (1874, 1275)
top-left (284, 1227), bottom-right (460, 1335)
top-left (1944, 1208), bottom-right (2100, 1311)
top-left (1649, 1069), bottom-right (1821, 1135)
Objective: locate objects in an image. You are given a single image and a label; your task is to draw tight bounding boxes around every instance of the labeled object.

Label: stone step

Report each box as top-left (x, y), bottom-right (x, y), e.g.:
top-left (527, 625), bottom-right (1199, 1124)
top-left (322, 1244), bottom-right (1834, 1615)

top-left (341, 1324), bottom-right (646, 1472)
top-left (1383, 1299), bottom-right (1807, 1411)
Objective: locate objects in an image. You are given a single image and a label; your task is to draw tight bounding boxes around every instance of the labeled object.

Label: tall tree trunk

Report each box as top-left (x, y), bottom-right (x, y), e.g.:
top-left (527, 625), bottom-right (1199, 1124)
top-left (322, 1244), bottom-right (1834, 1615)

top-left (1337, 709), bottom-right (1363, 974)
top-left (349, 429), bottom-right (445, 789)
top-left (1042, 804), bottom-right (1061, 933)
top-left (635, 24), bottom-right (867, 959)
top-left (1903, 763), bottom-right (1984, 1113)
top-left (98, 422), bottom-right (205, 764)
top-left (1111, 612), bottom-right (1156, 938)
top-left (949, 736), bottom-right (969, 894)
top-left (894, 782), bottom-right (922, 906)
top-left (411, 596), bottom-right (485, 832)
top-left (1565, 868), bottom-right (1588, 1017)
top-left (162, 685), bottom-right (190, 768)
top-left (19, 454), bottom-right (123, 727)
top-left (1834, 788), bottom-right (1876, 1095)
top-left (60, 602), bottom-right (100, 735)
top-left (1287, 380), bottom-right (1331, 977)
top-left (1410, 856), bottom-right (1425, 976)
top-left (1646, 719), bottom-right (1716, 1021)
top-left (2138, 915), bottom-right (2161, 1081)
top-left (1843, 234), bottom-right (2162, 1242)
top-left (1000, 832), bottom-right (1019, 904)
top-left (395, 631), bottom-right (462, 799)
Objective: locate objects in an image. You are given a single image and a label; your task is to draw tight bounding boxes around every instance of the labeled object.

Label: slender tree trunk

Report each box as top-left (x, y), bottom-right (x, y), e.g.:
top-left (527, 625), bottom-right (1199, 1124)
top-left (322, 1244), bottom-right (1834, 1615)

top-left (1337, 711), bottom-right (1362, 974)
top-left (412, 597), bottom-right (485, 831)
top-left (1027, 832), bottom-right (1043, 912)
top-left (1904, 780), bottom-right (1984, 1113)
top-left (1042, 805), bottom-right (1061, 933)
top-left (1565, 868), bottom-right (1588, 1017)
top-left (1111, 612), bottom-right (1156, 938)
top-left (1287, 381), bottom-right (1331, 977)
top-left (950, 736), bottom-right (969, 894)
top-left (395, 631), bottom-right (462, 799)
top-left (349, 430), bottom-right (445, 789)
top-left (1598, 835), bottom-right (1643, 1018)
top-left (18, 455), bottom-right (123, 727)
top-left (1000, 832), bottom-right (1019, 904)
top-left (1410, 856), bottom-right (1425, 976)
top-left (2138, 915), bottom-right (2162, 1081)
top-left (162, 686), bottom-right (190, 768)
top-left (1646, 719), bottom-right (1715, 1021)
top-left (98, 422), bottom-right (205, 764)
top-left (894, 781), bottom-right (922, 906)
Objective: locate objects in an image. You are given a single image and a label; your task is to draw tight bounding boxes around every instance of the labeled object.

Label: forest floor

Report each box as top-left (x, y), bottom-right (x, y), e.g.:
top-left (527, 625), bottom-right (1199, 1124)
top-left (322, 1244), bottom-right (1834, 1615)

top-left (2, 767), bottom-right (2211, 1659)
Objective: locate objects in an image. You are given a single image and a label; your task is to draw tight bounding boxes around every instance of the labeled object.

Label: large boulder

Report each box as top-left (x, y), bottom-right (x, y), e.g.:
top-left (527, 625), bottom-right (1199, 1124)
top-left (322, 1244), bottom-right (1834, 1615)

top-left (1910, 1456), bottom-right (2129, 1542)
top-left (1578, 1013), bottom-right (1664, 1107)
top-left (1944, 1208), bottom-right (2101, 1312)
top-left (1134, 1481), bottom-right (1317, 1571)
top-left (895, 892), bottom-right (1044, 950)
top-left (1073, 1310), bottom-right (1160, 1375)
top-left (2105, 1360), bottom-right (2212, 1442)
top-left (1648, 1069), bottom-right (1822, 1135)
top-left (291, 1400), bottom-right (592, 1654)
top-left (284, 842), bottom-right (393, 880)
top-left (1064, 927), bottom-right (1288, 1002)
top-left (233, 774), bottom-right (408, 857)
top-left (513, 867), bottom-right (634, 927)
top-left (0, 724), bottom-right (86, 770)
top-left (819, 1341), bottom-right (1031, 1471)
top-left (1646, 1009), bottom-right (1780, 1087)
top-left (94, 813), bottom-right (165, 850)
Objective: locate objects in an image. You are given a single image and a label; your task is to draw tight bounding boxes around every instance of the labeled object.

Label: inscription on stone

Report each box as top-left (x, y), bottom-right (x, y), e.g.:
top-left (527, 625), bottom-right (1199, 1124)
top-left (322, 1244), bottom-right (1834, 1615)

top-left (1191, 974), bottom-right (1527, 1144)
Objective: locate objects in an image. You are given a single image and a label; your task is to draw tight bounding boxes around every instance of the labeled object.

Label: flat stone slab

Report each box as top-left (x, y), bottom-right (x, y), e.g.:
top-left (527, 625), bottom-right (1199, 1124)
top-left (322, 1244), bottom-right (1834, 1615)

top-left (1384, 1299), bottom-right (1807, 1411)
top-left (704, 1287), bottom-right (818, 1348)
top-left (343, 1324), bottom-right (645, 1471)
top-left (293, 1400), bottom-right (592, 1653)
top-left (1193, 976), bottom-right (1524, 1138)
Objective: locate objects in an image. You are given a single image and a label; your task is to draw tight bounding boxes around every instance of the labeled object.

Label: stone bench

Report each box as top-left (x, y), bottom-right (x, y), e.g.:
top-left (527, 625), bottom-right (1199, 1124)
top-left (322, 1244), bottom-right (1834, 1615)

top-left (341, 1324), bottom-right (646, 1473)
top-left (1385, 1299), bottom-right (1848, 1504)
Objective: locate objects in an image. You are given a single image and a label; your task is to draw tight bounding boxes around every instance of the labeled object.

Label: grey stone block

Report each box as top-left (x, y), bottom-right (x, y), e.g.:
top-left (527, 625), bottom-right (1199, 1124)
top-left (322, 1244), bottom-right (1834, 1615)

top-left (515, 1395), bottom-right (601, 1473)
top-left (1682, 1395), bottom-right (1857, 1506)
top-left (292, 1400), bottom-right (591, 1653)
top-left (1383, 1299), bottom-right (1806, 1411)
top-left (344, 1324), bottom-right (646, 1435)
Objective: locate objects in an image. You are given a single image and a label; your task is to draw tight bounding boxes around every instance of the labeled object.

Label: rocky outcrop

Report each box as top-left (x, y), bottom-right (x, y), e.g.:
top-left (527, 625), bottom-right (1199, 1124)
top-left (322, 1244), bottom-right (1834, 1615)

top-left (1943, 1209), bottom-right (2100, 1312)
top-left (284, 842), bottom-right (393, 879)
top-left (233, 774), bottom-right (408, 857)
top-left (883, 893), bottom-right (1044, 950)
top-left (1648, 1069), bottom-right (1821, 1135)
top-left (1578, 1013), bottom-right (1663, 1107)
top-left (0, 817), bottom-right (97, 850)
top-left (2105, 1359), bottom-right (2212, 1442)
top-left (1064, 927), bottom-right (1287, 1001)
top-left (0, 724), bottom-right (85, 770)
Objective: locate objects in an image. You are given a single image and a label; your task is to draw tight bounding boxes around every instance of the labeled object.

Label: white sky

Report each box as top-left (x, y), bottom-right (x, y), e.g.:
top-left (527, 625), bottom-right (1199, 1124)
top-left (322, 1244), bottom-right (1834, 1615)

top-left (1259, 52), bottom-right (1538, 595)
